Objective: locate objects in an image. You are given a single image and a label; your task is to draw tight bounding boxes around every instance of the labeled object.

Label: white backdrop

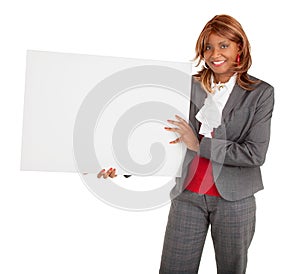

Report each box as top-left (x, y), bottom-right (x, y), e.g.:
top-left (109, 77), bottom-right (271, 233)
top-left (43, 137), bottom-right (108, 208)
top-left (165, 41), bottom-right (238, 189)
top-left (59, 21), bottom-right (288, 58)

top-left (1, 0), bottom-right (299, 273)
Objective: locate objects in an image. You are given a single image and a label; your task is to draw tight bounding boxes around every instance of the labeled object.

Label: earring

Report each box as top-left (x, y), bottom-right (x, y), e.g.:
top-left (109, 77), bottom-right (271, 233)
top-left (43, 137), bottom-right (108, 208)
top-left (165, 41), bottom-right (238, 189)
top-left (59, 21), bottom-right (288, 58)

top-left (236, 54), bottom-right (241, 66)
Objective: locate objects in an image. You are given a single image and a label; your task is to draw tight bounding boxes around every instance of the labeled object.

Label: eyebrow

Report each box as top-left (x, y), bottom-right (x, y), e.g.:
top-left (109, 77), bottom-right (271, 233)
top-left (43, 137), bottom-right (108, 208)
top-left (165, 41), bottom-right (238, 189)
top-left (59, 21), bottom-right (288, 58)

top-left (218, 40), bottom-right (229, 44)
top-left (206, 40), bottom-right (229, 45)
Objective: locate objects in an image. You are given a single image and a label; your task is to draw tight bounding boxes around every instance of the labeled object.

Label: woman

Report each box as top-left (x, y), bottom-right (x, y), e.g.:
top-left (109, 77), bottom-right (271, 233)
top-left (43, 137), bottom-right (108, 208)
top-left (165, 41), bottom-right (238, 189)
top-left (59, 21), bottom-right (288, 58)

top-left (159, 14), bottom-right (274, 273)
top-left (99, 14), bottom-right (274, 273)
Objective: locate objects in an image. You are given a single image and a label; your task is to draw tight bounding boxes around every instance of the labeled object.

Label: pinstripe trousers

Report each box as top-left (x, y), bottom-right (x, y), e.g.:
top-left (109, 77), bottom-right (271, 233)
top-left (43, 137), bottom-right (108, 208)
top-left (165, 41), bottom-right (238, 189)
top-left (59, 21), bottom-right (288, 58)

top-left (159, 190), bottom-right (256, 274)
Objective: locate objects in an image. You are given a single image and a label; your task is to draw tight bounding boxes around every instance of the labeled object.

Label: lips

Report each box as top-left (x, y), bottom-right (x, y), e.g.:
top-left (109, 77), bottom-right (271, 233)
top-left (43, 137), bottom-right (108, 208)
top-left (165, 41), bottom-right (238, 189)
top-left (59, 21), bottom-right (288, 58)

top-left (212, 60), bottom-right (225, 67)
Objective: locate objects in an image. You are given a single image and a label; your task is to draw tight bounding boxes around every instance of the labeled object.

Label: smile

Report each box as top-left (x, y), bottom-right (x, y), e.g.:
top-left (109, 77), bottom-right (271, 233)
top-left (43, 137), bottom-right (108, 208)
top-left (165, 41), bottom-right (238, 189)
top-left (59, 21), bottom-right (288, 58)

top-left (212, 60), bottom-right (225, 67)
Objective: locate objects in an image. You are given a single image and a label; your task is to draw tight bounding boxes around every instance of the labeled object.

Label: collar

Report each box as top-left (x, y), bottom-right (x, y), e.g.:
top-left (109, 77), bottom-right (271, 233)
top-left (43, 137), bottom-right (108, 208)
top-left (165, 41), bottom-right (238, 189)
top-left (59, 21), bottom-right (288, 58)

top-left (211, 73), bottom-right (237, 92)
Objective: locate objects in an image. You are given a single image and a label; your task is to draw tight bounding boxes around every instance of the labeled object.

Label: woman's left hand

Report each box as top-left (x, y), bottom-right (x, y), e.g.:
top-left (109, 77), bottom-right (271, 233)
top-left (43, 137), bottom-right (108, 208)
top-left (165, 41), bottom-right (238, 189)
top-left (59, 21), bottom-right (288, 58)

top-left (165, 115), bottom-right (200, 152)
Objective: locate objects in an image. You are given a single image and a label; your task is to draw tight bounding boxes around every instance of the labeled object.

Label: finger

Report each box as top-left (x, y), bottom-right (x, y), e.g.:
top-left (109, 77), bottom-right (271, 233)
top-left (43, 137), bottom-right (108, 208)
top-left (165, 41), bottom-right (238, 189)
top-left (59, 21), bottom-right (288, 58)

top-left (169, 137), bottom-right (181, 144)
top-left (167, 119), bottom-right (181, 126)
top-left (164, 126), bottom-right (180, 132)
top-left (97, 169), bottom-right (106, 178)
top-left (167, 118), bottom-right (189, 130)
top-left (174, 115), bottom-right (189, 127)
top-left (109, 168), bottom-right (117, 178)
top-left (174, 114), bottom-right (185, 121)
top-left (103, 173), bottom-right (109, 179)
top-left (104, 168), bottom-right (114, 179)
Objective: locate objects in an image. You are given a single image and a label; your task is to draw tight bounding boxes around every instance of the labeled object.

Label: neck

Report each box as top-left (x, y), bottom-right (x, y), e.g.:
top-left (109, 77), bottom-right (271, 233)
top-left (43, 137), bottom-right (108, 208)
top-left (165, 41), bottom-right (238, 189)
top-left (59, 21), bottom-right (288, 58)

top-left (213, 73), bottom-right (235, 84)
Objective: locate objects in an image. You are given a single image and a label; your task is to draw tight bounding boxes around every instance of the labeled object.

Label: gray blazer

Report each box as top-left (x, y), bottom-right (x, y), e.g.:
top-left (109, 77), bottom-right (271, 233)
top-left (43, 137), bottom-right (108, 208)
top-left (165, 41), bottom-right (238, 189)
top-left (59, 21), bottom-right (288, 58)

top-left (170, 75), bottom-right (275, 201)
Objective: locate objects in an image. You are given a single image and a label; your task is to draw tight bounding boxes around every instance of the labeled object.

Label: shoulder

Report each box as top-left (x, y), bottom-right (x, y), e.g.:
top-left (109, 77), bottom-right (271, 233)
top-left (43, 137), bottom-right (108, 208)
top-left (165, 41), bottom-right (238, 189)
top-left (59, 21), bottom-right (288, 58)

top-left (191, 75), bottom-right (206, 92)
top-left (247, 75), bottom-right (275, 106)
top-left (192, 74), bottom-right (201, 86)
top-left (191, 75), bottom-right (206, 94)
top-left (190, 75), bottom-right (207, 108)
top-left (248, 74), bottom-right (274, 94)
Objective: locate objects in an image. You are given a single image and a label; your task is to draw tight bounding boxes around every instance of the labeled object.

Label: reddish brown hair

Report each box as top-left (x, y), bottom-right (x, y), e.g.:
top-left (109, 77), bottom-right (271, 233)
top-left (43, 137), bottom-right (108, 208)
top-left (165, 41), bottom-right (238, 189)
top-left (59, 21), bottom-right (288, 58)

top-left (193, 14), bottom-right (259, 92)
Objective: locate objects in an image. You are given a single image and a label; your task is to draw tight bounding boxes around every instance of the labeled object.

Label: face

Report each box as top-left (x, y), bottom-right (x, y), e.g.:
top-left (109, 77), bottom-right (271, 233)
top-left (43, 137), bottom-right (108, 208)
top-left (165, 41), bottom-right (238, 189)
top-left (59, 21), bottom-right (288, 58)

top-left (203, 32), bottom-right (240, 83)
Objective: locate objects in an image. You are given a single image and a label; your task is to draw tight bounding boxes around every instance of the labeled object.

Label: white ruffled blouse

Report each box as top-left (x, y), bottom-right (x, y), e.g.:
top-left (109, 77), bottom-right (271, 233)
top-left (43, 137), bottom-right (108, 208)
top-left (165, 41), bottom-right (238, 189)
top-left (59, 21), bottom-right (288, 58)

top-left (195, 74), bottom-right (237, 138)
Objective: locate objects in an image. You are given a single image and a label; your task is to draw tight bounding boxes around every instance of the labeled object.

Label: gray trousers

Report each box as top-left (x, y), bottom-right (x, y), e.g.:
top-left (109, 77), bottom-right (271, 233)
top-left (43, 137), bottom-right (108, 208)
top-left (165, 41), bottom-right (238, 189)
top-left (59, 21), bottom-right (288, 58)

top-left (159, 190), bottom-right (256, 274)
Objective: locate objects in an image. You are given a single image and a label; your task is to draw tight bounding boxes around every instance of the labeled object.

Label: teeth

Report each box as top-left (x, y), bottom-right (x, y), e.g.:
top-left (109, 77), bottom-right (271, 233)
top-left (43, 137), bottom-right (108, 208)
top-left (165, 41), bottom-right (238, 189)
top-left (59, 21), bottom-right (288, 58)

top-left (213, 61), bottom-right (225, 65)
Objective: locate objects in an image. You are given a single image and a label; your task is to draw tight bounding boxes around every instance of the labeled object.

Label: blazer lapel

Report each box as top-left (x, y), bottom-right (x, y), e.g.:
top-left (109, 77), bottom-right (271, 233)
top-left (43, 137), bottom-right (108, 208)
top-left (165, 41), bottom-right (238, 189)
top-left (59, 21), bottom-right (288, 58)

top-left (221, 84), bottom-right (246, 122)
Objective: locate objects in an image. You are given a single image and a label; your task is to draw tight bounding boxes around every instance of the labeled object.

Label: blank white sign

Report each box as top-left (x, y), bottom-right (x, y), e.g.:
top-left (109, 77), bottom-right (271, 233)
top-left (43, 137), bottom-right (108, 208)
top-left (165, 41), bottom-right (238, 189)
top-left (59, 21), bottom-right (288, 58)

top-left (21, 50), bottom-right (192, 175)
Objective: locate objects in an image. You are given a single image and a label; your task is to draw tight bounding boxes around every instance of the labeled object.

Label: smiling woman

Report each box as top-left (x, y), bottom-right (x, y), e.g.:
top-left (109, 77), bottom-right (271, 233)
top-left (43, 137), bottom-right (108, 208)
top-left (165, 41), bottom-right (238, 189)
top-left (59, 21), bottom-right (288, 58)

top-left (193, 14), bottom-right (258, 93)
top-left (159, 14), bottom-right (274, 274)
top-left (94, 14), bottom-right (275, 274)
top-left (203, 33), bottom-right (240, 82)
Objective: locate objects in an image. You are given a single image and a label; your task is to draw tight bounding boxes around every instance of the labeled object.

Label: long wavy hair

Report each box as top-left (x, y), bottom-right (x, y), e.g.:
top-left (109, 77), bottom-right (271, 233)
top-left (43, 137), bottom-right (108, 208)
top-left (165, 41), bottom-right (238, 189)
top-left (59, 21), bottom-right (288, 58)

top-left (193, 14), bottom-right (259, 93)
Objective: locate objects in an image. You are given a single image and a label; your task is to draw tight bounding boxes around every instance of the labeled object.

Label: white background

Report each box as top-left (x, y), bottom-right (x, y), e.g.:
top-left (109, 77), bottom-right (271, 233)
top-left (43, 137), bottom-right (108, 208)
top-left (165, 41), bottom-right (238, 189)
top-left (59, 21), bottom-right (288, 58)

top-left (1, 0), bottom-right (299, 273)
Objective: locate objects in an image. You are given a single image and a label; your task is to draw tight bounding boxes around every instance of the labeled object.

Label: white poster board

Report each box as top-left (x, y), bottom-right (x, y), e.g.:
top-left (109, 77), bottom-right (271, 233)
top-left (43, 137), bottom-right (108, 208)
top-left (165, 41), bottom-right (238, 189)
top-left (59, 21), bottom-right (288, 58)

top-left (21, 50), bottom-right (192, 176)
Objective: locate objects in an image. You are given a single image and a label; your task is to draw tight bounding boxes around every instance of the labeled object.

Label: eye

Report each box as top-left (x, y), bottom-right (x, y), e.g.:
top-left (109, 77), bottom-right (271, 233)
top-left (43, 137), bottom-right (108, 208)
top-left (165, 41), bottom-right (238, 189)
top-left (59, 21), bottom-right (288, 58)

top-left (205, 45), bottom-right (211, 51)
top-left (220, 44), bottom-right (229, 49)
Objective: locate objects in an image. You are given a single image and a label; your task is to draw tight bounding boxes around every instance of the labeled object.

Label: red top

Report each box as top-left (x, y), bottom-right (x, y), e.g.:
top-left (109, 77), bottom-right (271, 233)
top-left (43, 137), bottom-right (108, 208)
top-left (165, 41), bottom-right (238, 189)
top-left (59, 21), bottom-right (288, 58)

top-left (185, 134), bottom-right (221, 197)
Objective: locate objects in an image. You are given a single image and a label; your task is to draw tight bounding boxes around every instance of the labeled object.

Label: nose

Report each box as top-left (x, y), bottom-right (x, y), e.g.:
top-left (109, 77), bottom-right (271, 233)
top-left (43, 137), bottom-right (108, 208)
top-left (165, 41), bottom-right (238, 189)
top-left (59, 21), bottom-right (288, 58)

top-left (211, 48), bottom-right (221, 58)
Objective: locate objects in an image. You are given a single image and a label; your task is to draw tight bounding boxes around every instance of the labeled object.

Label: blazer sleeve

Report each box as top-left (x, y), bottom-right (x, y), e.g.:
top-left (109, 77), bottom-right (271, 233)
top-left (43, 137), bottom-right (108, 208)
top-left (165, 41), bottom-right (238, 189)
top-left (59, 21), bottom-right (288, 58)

top-left (198, 85), bottom-right (275, 167)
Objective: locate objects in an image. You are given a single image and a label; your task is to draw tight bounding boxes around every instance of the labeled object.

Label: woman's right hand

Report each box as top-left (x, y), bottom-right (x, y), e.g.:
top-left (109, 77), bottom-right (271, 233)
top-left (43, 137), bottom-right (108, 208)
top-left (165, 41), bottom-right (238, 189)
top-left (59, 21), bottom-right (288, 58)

top-left (97, 168), bottom-right (117, 179)
top-left (83, 168), bottom-right (131, 178)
